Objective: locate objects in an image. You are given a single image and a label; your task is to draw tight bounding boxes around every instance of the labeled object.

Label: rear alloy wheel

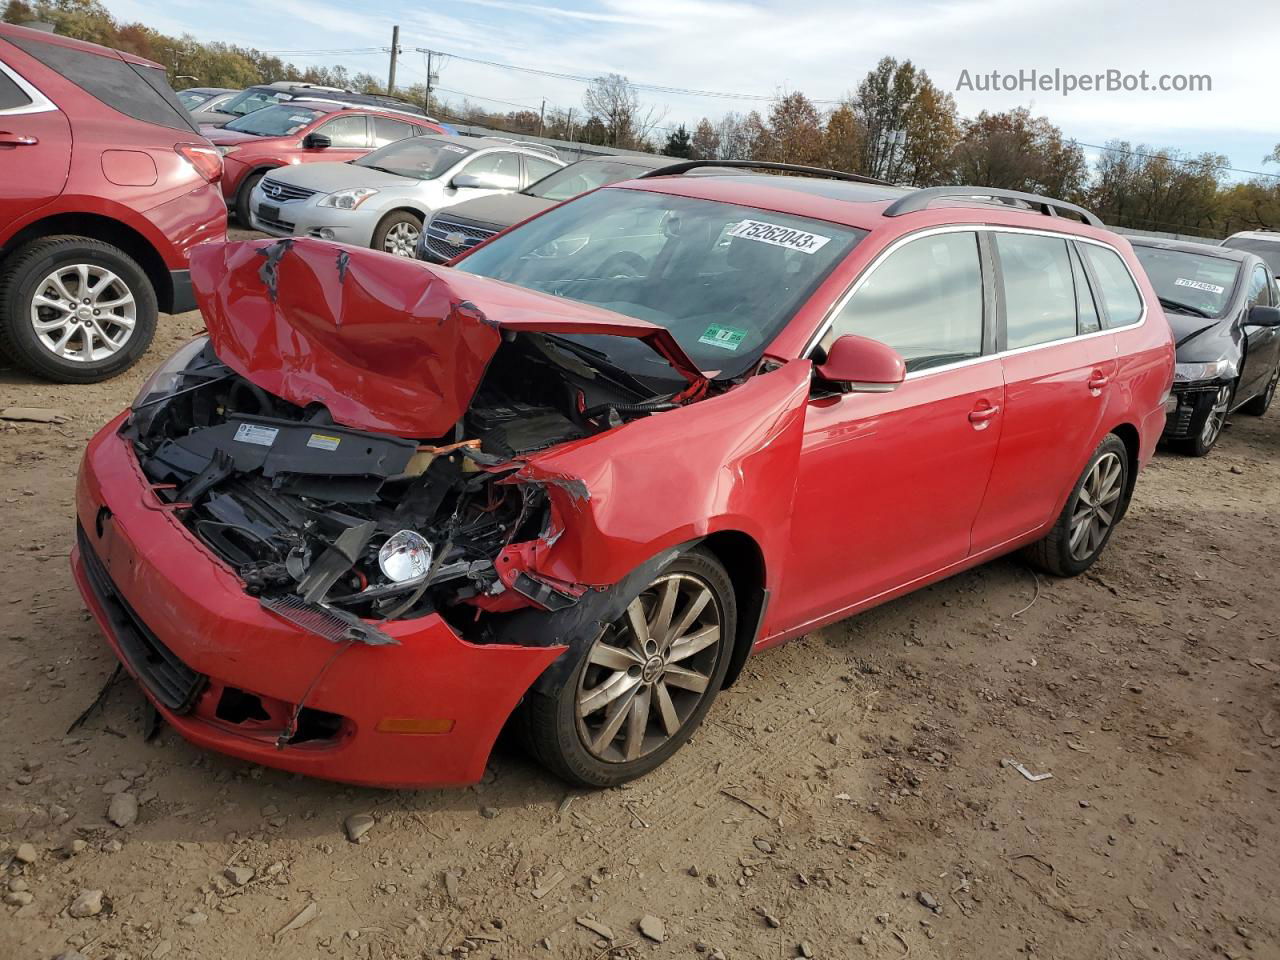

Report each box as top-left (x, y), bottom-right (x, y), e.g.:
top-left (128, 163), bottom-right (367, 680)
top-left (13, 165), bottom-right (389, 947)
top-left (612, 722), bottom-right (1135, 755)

top-left (1022, 433), bottom-right (1130, 577)
top-left (520, 549), bottom-right (735, 787)
top-left (1239, 364), bottom-right (1279, 416)
top-left (373, 211), bottom-right (422, 258)
top-left (1172, 383), bottom-right (1232, 456)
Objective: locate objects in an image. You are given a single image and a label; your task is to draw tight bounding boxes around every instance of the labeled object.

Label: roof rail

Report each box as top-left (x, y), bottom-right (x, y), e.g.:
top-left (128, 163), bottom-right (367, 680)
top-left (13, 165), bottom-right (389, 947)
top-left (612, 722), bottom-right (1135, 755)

top-left (638, 159), bottom-right (891, 185)
top-left (883, 186), bottom-right (1103, 227)
top-left (469, 135), bottom-right (560, 158)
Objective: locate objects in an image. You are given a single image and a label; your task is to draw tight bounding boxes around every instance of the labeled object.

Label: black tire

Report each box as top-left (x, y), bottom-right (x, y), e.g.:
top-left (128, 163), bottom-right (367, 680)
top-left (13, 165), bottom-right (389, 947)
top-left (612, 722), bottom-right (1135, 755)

top-left (519, 547), bottom-right (736, 787)
top-left (1170, 382), bottom-right (1233, 457)
top-left (234, 170), bottom-right (267, 226)
top-left (1022, 434), bottom-right (1130, 578)
top-left (0, 236), bottom-right (157, 383)
top-left (371, 210), bottom-right (423, 257)
top-left (1239, 364), bottom-right (1279, 416)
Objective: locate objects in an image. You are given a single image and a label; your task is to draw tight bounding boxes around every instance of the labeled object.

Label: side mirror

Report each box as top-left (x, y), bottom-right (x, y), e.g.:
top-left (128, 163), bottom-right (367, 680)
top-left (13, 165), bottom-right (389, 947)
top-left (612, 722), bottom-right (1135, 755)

top-left (1247, 305), bottom-right (1280, 327)
top-left (815, 334), bottom-right (906, 392)
top-left (450, 172), bottom-right (504, 190)
top-left (302, 133), bottom-right (331, 149)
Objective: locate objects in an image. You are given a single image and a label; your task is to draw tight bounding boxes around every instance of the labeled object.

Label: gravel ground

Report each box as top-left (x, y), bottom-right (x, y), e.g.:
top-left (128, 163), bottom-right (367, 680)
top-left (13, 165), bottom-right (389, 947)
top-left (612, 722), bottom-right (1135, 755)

top-left (1, 290), bottom-right (1277, 960)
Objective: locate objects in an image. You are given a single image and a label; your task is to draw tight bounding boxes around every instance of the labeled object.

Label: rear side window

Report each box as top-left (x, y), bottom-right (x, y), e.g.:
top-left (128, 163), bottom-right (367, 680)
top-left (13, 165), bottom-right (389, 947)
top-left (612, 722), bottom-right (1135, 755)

top-left (995, 233), bottom-right (1077, 348)
top-left (830, 231), bottom-right (984, 373)
top-left (1070, 244), bottom-right (1102, 334)
top-left (0, 65), bottom-right (33, 110)
top-left (524, 154), bottom-right (561, 185)
top-left (371, 116), bottom-right (416, 146)
top-left (1081, 244), bottom-right (1144, 328)
top-left (8, 35), bottom-right (196, 133)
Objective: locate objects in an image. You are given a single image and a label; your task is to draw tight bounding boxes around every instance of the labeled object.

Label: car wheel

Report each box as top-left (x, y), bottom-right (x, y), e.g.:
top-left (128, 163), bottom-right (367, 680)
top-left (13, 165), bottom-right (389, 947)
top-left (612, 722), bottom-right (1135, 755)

top-left (234, 170), bottom-right (267, 226)
top-left (373, 211), bottom-right (423, 258)
top-left (519, 547), bottom-right (735, 787)
top-left (1239, 364), bottom-right (1279, 416)
top-left (0, 236), bottom-right (157, 383)
top-left (1171, 382), bottom-right (1233, 456)
top-left (1022, 433), bottom-right (1129, 577)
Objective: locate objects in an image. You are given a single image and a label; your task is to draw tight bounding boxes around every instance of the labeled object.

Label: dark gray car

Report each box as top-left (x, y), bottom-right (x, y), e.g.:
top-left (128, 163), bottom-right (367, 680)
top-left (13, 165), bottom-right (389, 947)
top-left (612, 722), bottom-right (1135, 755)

top-left (416, 153), bottom-right (687, 263)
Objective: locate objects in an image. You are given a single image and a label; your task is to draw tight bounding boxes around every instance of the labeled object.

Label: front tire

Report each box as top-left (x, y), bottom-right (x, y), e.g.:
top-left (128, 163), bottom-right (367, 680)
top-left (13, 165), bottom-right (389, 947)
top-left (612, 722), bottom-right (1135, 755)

top-left (0, 236), bottom-right (157, 383)
top-left (372, 210), bottom-right (423, 258)
top-left (519, 548), bottom-right (735, 787)
top-left (1171, 382), bottom-right (1232, 456)
top-left (234, 170), bottom-right (267, 226)
top-left (1023, 434), bottom-right (1129, 577)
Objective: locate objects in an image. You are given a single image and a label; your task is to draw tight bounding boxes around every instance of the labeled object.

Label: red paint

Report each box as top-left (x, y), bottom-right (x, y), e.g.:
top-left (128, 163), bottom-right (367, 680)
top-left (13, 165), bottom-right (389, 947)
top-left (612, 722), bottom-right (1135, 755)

top-left (101, 149), bottom-right (158, 187)
top-left (816, 334), bottom-right (907, 386)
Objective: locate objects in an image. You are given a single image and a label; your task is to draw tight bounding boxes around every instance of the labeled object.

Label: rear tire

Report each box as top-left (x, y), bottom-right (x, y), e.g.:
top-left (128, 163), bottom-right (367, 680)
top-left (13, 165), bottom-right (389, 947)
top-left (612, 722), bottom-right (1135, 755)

top-left (1239, 364), bottom-right (1279, 416)
top-left (1022, 433), bottom-right (1129, 577)
top-left (234, 170), bottom-right (267, 226)
top-left (519, 547), bottom-right (735, 787)
top-left (0, 236), bottom-right (157, 383)
top-left (372, 210), bottom-right (423, 258)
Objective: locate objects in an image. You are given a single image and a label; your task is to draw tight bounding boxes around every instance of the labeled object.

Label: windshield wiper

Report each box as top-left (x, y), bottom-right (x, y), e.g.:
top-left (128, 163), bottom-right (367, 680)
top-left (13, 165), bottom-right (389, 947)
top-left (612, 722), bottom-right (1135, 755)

top-left (542, 334), bottom-right (657, 393)
top-left (1157, 296), bottom-right (1213, 319)
top-left (357, 165), bottom-right (405, 177)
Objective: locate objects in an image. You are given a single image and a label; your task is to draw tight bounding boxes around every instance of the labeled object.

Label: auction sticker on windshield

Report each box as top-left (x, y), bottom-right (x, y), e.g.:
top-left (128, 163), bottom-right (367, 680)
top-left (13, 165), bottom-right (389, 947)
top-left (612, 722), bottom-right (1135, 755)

top-left (1175, 277), bottom-right (1225, 295)
top-left (728, 219), bottom-right (831, 254)
top-left (698, 323), bottom-right (747, 350)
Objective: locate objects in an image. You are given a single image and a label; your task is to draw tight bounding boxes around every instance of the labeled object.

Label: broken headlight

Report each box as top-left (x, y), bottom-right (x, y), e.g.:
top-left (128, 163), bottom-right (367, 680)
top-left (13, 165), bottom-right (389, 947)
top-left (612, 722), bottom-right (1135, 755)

top-left (1173, 358), bottom-right (1236, 383)
top-left (132, 335), bottom-right (212, 409)
top-left (378, 530), bottom-right (434, 583)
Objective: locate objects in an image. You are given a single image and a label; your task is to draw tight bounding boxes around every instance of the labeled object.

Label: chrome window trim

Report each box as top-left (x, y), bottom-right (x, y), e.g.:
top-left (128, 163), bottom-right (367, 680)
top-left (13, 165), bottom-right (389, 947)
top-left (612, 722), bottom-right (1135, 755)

top-left (803, 223), bottom-right (1148, 381)
top-left (0, 57), bottom-right (58, 116)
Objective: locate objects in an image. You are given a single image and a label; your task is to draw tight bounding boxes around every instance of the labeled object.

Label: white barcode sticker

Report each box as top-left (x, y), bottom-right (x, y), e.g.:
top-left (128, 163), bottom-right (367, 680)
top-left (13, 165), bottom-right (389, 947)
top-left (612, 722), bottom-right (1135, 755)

top-left (1175, 277), bottom-right (1224, 295)
top-left (234, 423), bottom-right (278, 446)
top-left (727, 219), bottom-right (831, 254)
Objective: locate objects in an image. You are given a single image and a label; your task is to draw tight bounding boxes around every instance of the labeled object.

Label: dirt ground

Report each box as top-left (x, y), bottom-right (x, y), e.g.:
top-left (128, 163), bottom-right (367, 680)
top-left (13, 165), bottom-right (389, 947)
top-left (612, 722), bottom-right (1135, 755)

top-left (2, 291), bottom-right (1278, 960)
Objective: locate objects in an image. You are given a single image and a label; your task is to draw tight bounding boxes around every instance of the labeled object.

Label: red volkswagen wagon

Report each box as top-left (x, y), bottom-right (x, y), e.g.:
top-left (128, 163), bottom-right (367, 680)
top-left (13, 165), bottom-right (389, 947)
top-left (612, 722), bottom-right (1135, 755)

top-left (72, 164), bottom-right (1174, 788)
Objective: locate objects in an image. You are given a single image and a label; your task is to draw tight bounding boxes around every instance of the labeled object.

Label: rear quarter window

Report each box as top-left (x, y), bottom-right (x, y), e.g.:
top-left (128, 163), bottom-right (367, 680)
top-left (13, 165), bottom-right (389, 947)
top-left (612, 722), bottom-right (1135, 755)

top-left (0, 64), bottom-right (33, 110)
top-left (1081, 243), bottom-right (1144, 328)
top-left (7, 35), bottom-right (197, 133)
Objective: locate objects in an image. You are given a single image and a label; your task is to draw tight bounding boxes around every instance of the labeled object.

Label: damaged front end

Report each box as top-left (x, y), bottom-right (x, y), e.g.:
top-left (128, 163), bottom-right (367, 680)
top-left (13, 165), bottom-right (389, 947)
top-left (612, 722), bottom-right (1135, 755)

top-left (125, 239), bottom-right (713, 643)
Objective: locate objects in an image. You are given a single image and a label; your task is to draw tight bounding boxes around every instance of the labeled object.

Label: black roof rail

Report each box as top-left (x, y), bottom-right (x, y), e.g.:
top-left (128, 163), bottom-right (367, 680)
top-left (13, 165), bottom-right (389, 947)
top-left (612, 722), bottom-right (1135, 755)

top-left (639, 159), bottom-right (891, 186)
top-left (883, 186), bottom-right (1103, 227)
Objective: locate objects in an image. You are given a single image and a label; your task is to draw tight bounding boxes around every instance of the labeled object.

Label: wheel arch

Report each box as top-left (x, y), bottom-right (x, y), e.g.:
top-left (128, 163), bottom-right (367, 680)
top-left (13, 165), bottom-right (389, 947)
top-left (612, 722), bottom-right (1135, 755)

top-left (1108, 421), bottom-right (1141, 513)
top-left (697, 529), bottom-right (767, 688)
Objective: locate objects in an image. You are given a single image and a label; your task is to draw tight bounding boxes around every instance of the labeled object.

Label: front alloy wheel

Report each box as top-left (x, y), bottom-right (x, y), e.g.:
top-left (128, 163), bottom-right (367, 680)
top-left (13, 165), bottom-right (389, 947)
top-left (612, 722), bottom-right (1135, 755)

top-left (1173, 383), bottom-right (1233, 456)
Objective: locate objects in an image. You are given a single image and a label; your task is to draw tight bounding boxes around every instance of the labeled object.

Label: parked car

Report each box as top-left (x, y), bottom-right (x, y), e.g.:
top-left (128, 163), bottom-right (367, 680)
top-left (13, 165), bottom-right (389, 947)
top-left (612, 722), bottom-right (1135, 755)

top-left (1221, 230), bottom-right (1280, 291)
top-left (1131, 238), bottom-right (1280, 455)
top-left (418, 153), bottom-right (692, 263)
top-left (203, 100), bottom-right (448, 224)
top-left (73, 166), bottom-right (1172, 789)
top-left (177, 86), bottom-right (237, 113)
top-left (191, 80), bottom-right (434, 128)
top-left (249, 136), bottom-right (565, 256)
top-left (0, 23), bottom-right (225, 383)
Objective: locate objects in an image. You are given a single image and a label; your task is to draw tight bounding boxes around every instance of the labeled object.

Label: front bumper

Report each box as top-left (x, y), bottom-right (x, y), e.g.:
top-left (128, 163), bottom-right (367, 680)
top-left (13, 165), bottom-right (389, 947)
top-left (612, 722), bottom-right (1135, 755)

top-left (247, 189), bottom-right (378, 246)
top-left (72, 413), bottom-right (564, 788)
top-left (1162, 380), bottom-right (1229, 440)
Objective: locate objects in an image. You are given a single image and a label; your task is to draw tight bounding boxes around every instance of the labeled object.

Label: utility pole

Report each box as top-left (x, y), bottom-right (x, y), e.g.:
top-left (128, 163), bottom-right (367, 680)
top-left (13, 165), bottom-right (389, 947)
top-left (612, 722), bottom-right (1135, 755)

top-left (413, 48), bottom-right (437, 115)
top-left (387, 25), bottom-right (399, 95)
top-left (537, 99), bottom-right (545, 138)
top-left (566, 107), bottom-right (574, 142)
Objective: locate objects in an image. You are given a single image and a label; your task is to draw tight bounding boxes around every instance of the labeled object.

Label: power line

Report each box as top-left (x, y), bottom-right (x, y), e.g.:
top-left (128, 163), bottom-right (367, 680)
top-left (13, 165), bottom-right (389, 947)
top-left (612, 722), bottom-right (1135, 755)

top-left (1076, 141), bottom-right (1278, 181)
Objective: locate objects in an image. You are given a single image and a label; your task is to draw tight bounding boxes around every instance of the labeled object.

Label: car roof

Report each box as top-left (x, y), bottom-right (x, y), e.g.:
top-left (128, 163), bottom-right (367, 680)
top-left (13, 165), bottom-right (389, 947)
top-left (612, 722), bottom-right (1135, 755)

top-left (1130, 236), bottom-right (1252, 262)
top-left (0, 21), bottom-right (162, 68)
top-left (184, 86), bottom-right (237, 95)
top-left (1224, 230), bottom-right (1280, 243)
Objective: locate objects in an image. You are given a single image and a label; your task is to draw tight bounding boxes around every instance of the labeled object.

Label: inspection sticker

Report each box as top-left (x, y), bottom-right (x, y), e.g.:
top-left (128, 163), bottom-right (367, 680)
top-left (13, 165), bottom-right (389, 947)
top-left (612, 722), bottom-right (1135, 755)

top-left (306, 433), bottom-right (342, 452)
top-left (234, 423), bottom-right (278, 447)
top-left (728, 219), bottom-right (831, 254)
top-left (1175, 277), bottom-right (1225, 295)
top-left (698, 323), bottom-right (747, 351)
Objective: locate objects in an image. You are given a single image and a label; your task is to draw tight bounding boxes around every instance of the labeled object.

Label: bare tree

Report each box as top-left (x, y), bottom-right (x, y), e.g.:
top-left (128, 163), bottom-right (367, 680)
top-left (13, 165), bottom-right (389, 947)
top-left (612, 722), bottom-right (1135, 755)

top-left (583, 73), bottom-right (666, 150)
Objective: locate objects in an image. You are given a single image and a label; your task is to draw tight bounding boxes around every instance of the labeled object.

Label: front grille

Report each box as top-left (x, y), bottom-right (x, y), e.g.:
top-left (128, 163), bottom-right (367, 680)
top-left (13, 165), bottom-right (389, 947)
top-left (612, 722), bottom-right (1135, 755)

top-left (255, 211), bottom-right (296, 233)
top-left (77, 524), bottom-right (207, 713)
top-left (260, 178), bottom-right (318, 202)
top-left (425, 216), bottom-right (497, 261)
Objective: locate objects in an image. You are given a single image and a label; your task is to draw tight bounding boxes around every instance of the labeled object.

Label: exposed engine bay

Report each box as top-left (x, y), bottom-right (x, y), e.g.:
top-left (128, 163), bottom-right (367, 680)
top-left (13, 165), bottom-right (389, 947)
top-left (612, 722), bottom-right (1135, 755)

top-left (126, 331), bottom-right (690, 641)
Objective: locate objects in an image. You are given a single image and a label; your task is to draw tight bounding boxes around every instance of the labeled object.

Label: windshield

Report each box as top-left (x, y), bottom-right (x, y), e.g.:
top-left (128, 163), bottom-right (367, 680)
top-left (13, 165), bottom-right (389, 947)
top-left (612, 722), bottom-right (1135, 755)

top-left (179, 90), bottom-right (212, 109)
top-left (353, 137), bottom-right (472, 180)
top-left (527, 159), bottom-right (658, 202)
top-left (1133, 246), bottom-right (1239, 318)
top-left (224, 104), bottom-right (323, 137)
top-left (1221, 237), bottom-right (1280, 276)
top-left (454, 187), bottom-right (866, 379)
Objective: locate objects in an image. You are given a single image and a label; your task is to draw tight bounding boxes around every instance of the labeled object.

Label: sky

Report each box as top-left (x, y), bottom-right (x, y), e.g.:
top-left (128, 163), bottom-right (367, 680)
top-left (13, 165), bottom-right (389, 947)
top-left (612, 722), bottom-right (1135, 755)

top-left (107, 0), bottom-right (1280, 182)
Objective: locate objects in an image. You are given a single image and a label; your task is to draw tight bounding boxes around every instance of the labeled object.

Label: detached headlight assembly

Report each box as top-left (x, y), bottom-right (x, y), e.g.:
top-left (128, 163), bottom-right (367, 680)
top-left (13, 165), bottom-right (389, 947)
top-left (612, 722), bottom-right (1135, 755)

top-left (1173, 359), bottom-right (1236, 383)
top-left (319, 187), bottom-right (379, 210)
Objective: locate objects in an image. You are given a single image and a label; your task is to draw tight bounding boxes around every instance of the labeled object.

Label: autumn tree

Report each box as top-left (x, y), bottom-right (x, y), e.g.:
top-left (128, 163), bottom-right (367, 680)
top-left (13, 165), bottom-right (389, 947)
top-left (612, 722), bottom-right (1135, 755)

top-left (852, 56), bottom-right (958, 184)
top-left (715, 113), bottom-right (751, 160)
top-left (765, 92), bottom-right (824, 165)
top-left (1087, 141), bottom-right (1226, 234)
top-left (823, 102), bottom-right (865, 173)
top-left (691, 118), bottom-right (720, 160)
top-left (951, 108), bottom-right (1087, 199)
top-left (742, 110), bottom-right (771, 162)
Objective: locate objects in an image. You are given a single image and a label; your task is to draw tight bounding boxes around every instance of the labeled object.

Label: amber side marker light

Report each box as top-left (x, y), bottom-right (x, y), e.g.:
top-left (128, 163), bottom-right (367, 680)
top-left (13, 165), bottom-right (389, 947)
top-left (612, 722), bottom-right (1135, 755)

top-left (376, 717), bottom-right (456, 735)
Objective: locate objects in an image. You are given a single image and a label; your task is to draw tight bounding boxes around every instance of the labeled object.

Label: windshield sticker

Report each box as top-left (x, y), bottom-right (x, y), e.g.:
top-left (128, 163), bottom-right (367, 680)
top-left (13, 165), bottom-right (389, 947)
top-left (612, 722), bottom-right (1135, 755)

top-left (727, 219), bottom-right (831, 255)
top-left (1175, 277), bottom-right (1225, 295)
top-left (234, 423), bottom-right (278, 447)
top-left (306, 433), bottom-right (341, 452)
top-left (288, 114), bottom-right (312, 124)
top-left (698, 323), bottom-right (747, 351)
top-left (441, 144), bottom-right (469, 154)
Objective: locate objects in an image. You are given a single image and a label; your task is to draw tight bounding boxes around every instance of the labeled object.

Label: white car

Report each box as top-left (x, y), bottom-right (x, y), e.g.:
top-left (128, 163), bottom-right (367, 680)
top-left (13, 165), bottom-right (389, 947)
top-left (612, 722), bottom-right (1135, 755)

top-left (248, 136), bottom-right (565, 257)
top-left (1221, 230), bottom-right (1280, 298)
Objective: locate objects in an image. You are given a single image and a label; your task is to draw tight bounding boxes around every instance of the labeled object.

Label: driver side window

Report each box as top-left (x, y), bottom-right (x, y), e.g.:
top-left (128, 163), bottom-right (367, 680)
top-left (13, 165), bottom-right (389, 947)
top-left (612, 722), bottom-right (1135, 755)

top-left (827, 231), bottom-right (984, 373)
top-left (1248, 264), bottom-right (1273, 307)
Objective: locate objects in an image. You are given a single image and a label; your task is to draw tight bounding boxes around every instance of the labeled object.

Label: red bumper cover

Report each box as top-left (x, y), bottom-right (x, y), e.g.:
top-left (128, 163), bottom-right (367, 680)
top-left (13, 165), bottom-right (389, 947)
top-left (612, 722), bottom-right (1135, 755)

top-left (72, 413), bottom-right (564, 787)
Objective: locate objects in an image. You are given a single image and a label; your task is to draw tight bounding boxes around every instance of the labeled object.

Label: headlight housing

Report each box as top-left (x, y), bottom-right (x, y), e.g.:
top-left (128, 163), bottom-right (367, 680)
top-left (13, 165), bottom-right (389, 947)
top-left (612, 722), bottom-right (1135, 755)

top-left (132, 336), bottom-right (212, 410)
top-left (319, 187), bottom-right (379, 210)
top-left (1173, 359), bottom-right (1236, 383)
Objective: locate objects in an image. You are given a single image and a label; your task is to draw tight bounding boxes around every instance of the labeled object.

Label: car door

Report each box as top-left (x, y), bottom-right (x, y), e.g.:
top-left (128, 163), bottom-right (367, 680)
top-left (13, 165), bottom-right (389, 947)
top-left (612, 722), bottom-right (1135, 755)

top-left (969, 232), bottom-right (1119, 551)
top-left (777, 229), bottom-right (1005, 631)
top-left (1239, 262), bottom-right (1279, 400)
top-left (302, 114), bottom-right (369, 165)
top-left (0, 56), bottom-right (71, 232)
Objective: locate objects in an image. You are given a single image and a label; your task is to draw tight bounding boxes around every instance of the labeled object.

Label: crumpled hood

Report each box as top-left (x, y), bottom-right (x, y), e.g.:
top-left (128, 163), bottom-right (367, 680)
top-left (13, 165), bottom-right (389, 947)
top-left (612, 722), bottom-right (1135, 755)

top-left (188, 238), bottom-right (705, 438)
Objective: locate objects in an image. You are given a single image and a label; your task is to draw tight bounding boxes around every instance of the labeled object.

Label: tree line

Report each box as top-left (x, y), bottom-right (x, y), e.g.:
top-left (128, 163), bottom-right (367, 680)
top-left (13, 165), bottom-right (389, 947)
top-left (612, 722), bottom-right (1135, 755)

top-left (5, 0), bottom-right (1278, 238)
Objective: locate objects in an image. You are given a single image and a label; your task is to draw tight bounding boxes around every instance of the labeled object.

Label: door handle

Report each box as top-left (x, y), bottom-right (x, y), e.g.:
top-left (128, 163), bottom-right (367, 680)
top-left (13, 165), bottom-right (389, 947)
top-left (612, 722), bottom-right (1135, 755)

top-left (968, 404), bottom-right (1000, 427)
top-left (1088, 370), bottom-right (1110, 393)
top-left (0, 132), bottom-right (38, 146)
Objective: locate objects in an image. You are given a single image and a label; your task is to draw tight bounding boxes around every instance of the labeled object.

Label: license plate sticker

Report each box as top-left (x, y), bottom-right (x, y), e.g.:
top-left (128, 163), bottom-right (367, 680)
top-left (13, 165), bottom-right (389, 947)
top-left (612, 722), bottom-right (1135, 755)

top-left (307, 433), bottom-right (341, 451)
top-left (698, 323), bottom-right (747, 351)
top-left (234, 423), bottom-right (278, 446)
top-left (1175, 277), bottom-right (1224, 295)
top-left (727, 219), bottom-right (831, 254)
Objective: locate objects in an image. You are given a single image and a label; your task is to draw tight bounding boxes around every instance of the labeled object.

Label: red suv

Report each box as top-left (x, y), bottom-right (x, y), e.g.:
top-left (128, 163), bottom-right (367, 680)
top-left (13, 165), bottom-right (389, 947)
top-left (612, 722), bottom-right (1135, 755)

top-left (202, 101), bottom-right (449, 224)
top-left (72, 163), bottom-right (1173, 788)
top-left (0, 24), bottom-right (225, 383)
